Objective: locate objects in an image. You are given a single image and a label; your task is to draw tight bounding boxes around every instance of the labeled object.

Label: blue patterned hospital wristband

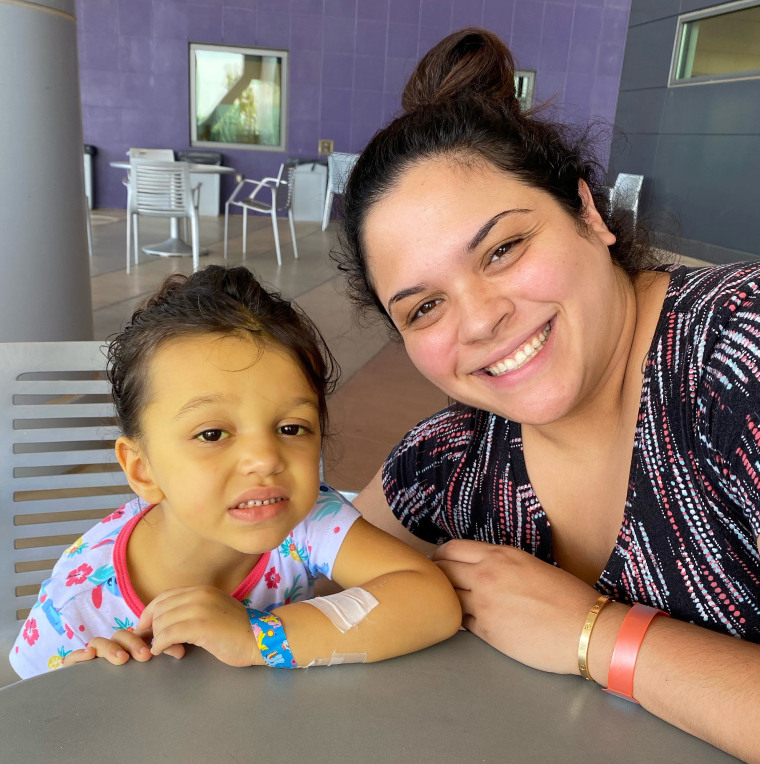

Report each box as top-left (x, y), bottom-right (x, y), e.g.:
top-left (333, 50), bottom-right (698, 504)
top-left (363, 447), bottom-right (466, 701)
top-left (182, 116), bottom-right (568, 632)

top-left (247, 608), bottom-right (297, 669)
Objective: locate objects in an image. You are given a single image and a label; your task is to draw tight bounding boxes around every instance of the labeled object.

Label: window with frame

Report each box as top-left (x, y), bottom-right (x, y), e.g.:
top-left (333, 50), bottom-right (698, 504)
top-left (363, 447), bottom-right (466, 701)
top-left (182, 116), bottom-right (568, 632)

top-left (515, 70), bottom-right (536, 111)
top-left (671, 1), bottom-right (760, 84)
top-left (190, 43), bottom-right (288, 152)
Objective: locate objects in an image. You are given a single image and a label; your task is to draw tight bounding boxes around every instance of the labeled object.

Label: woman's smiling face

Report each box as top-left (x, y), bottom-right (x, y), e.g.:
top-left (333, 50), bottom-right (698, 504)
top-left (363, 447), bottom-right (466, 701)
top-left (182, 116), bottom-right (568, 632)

top-left (363, 157), bottom-right (630, 427)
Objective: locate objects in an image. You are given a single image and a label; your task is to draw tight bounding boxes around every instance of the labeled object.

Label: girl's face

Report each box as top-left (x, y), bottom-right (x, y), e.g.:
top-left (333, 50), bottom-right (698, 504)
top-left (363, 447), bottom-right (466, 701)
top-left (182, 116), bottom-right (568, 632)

top-left (118, 333), bottom-right (322, 558)
top-left (363, 158), bottom-right (628, 427)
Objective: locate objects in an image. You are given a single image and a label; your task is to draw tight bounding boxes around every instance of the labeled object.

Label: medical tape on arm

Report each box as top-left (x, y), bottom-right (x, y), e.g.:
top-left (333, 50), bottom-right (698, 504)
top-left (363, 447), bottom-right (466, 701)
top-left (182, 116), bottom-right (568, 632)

top-left (303, 587), bottom-right (379, 633)
top-left (306, 651), bottom-right (367, 667)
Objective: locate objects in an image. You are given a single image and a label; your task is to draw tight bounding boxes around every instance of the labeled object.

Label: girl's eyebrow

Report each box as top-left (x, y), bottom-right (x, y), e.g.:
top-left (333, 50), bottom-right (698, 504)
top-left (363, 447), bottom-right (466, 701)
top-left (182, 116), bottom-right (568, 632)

top-left (174, 394), bottom-right (319, 419)
top-left (386, 208), bottom-right (532, 313)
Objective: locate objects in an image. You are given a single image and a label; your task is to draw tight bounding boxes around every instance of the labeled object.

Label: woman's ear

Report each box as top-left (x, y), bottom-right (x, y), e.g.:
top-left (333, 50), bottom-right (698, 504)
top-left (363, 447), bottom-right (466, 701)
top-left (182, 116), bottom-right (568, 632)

top-left (579, 179), bottom-right (616, 246)
top-left (115, 436), bottom-right (164, 505)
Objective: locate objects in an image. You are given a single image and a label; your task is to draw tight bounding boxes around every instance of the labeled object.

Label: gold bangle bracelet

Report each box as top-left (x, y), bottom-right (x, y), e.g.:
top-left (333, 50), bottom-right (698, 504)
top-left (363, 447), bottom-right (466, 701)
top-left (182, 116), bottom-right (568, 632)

top-left (577, 595), bottom-right (611, 681)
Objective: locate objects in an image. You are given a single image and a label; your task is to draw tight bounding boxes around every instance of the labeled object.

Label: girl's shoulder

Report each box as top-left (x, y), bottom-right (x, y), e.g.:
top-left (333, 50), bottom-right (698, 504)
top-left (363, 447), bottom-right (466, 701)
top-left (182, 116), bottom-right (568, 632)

top-left (44, 498), bottom-right (145, 607)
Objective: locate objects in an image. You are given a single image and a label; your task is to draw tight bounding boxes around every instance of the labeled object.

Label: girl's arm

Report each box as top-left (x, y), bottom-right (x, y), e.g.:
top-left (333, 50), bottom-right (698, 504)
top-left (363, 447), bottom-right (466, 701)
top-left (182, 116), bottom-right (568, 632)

top-left (272, 517), bottom-right (461, 664)
top-left (141, 514), bottom-right (461, 667)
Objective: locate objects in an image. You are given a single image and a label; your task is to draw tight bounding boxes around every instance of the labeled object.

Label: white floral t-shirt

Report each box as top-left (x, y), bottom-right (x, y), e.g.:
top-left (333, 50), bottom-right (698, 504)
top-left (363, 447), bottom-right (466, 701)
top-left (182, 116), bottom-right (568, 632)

top-left (10, 483), bottom-right (359, 679)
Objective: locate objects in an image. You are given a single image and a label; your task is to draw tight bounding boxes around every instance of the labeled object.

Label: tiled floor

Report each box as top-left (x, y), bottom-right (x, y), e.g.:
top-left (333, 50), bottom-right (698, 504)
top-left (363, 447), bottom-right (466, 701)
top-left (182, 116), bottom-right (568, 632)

top-left (88, 209), bottom-right (445, 492)
top-left (89, 211), bottom-right (709, 493)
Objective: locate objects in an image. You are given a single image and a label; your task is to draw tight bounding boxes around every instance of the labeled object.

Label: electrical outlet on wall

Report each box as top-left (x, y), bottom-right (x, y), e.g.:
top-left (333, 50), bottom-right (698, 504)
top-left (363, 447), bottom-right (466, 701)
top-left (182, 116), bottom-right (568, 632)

top-left (318, 139), bottom-right (334, 155)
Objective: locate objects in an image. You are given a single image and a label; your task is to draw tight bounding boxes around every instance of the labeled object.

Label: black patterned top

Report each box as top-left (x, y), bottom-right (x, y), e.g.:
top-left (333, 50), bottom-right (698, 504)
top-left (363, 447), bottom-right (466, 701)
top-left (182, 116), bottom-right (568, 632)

top-left (383, 264), bottom-right (760, 642)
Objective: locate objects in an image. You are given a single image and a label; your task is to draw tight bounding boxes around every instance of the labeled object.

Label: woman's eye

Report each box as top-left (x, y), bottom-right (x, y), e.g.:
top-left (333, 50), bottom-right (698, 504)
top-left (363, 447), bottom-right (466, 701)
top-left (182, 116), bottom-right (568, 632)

top-left (411, 298), bottom-right (441, 323)
top-left (489, 239), bottom-right (521, 263)
top-left (195, 429), bottom-right (227, 442)
top-left (278, 424), bottom-right (310, 436)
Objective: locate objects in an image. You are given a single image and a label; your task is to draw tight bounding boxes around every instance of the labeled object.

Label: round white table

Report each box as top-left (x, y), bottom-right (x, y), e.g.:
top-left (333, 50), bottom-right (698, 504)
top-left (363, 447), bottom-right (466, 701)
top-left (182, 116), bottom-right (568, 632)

top-left (110, 161), bottom-right (236, 257)
top-left (0, 632), bottom-right (738, 763)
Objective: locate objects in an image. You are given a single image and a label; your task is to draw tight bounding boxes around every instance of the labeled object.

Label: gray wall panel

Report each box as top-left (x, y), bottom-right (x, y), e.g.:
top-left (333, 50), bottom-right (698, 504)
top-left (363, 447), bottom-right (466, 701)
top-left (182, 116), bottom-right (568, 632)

top-left (614, 89), bottom-right (668, 134)
top-left (618, 19), bottom-right (679, 90)
top-left (653, 134), bottom-right (760, 254)
top-left (628, 0), bottom-right (680, 26)
top-left (679, 0), bottom-right (727, 13)
top-left (662, 81), bottom-right (760, 134)
top-left (610, 0), bottom-right (760, 261)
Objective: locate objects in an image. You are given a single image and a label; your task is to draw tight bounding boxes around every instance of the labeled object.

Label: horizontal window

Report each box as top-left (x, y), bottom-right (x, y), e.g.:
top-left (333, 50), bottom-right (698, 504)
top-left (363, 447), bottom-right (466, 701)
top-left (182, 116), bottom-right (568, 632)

top-left (671, 1), bottom-right (760, 84)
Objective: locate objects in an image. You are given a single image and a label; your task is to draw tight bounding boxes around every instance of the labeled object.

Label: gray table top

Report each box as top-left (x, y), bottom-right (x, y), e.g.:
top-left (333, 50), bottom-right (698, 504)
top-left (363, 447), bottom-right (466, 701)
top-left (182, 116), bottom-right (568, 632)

top-left (0, 632), bottom-right (736, 763)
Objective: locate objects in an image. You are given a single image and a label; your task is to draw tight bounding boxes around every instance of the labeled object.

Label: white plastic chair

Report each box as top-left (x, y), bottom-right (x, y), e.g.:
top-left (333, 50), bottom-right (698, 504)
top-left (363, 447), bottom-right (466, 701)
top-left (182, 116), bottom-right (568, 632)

top-left (126, 159), bottom-right (200, 273)
top-left (0, 341), bottom-right (136, 686)
top-left (223, 162), bottom-right (299, 267)
top-left (609, 173), bottom-right (644, 229)
top-left (322, 152), bottom-right (359, 231)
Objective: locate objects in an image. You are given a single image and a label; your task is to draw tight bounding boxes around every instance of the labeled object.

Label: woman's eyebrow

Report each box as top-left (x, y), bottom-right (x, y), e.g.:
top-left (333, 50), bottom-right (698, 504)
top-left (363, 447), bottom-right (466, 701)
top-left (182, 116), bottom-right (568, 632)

top-left (467, 208), bottom-right (531, 251)
top-left (386, 208), bottom-right (532, 313)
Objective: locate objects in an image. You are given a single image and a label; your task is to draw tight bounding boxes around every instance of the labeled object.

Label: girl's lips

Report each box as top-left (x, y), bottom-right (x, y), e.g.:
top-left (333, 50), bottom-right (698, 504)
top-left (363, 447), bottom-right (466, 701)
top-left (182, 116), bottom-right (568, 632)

top-left (229, 487), bottom-right (287, 509)
top-left (228, 498), bottom-right (289, 524)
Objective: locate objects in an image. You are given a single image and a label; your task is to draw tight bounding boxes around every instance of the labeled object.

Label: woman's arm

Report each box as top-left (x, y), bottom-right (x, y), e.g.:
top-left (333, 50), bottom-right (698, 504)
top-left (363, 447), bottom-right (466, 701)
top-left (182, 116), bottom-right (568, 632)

top-left (434, 539), bottom-right (760, 764)
top-left (353, 467), bottom-right (439, 556)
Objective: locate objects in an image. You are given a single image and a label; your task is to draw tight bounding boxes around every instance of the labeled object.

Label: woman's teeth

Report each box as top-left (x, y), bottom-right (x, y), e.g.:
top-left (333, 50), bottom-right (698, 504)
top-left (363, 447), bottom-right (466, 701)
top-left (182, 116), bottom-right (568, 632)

top-left (234, 497), bottom-right (285, 509)
top-left (485, 323), bottom-right (551, 376)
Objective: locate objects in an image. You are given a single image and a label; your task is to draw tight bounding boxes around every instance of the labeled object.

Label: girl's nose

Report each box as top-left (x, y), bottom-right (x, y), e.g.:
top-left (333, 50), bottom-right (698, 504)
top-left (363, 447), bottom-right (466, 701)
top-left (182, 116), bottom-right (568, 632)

top-left (236, 434), bottom-right (284, 477)
top-left (457, 285), bottom-right (513, 345)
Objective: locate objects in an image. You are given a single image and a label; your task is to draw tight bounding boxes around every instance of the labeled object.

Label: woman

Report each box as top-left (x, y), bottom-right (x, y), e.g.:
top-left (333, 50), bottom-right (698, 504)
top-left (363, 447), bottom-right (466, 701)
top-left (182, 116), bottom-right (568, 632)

top-left (335, 28), bottom-right (760, 762)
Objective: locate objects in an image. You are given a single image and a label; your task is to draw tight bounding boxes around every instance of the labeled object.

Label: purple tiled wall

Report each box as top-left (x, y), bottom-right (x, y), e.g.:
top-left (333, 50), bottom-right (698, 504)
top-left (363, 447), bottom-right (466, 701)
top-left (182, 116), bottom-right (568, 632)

top-left (77, 0), bottom-right (631, 209)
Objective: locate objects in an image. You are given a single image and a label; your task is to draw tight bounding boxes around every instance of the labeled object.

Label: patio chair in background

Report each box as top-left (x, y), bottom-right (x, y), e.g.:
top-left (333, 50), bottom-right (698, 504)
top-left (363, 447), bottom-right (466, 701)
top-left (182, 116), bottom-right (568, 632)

top-left (223, 161), bottom-right (299, 267)
top-left (609, 172), bottom-right (644, 230)
top-left (0, 341), bottom-right (135, 687)
top-left (126, 159), bottom-right (200, 273)
top-left (322, 152), bottom-right (359, 231)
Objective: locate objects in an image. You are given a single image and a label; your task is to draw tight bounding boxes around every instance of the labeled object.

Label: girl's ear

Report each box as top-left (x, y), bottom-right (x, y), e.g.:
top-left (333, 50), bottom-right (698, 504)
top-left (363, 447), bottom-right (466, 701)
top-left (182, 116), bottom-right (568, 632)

top-left (579, 179), bottom-right (616, 246)
top-left (115, 436), bottom-right (164, 505)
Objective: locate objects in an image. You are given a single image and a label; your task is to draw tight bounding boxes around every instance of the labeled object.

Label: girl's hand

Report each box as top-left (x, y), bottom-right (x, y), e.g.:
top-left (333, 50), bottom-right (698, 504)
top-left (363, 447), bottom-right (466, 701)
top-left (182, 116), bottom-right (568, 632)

top-left (62, 628), bottom-right (176, 668)
top-left (432, 539), bottom-right (601, 675)
top-left (138, 586), bottom-right (258, 667)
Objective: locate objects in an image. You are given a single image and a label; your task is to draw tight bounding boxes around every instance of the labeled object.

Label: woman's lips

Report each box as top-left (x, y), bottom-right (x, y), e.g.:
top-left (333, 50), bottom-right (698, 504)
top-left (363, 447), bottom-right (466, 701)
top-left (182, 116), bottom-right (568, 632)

top-left (484, 322), bottom-right (552, 376)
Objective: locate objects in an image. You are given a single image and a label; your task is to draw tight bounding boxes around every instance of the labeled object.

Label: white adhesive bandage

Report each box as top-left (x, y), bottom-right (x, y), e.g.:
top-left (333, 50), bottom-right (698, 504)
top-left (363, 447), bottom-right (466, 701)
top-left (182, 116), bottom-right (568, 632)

top-left (304, 587), bottom-right (379, 633)
top-left (306, 651), bottom-right (368, 667)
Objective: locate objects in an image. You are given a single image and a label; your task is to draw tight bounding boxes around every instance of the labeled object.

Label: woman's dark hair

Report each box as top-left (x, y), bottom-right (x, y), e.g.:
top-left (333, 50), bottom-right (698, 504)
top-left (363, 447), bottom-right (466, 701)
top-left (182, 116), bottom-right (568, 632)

top-left (335, 28), bottom-right (659, 334)
top-left (107, 265), bottom-right (339, 441)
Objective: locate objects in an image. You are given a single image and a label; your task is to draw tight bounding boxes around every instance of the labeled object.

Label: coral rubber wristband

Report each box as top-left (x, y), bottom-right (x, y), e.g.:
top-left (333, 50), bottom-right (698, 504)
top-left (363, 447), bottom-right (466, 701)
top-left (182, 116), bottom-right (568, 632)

top-left (604, 603), bottom-right (669, 703)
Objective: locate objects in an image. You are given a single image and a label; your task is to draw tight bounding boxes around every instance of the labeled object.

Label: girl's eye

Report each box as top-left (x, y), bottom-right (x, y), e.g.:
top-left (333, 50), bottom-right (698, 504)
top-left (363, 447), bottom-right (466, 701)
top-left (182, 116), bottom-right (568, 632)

top-left (195, 429), bottom-right (227, 442)
top-left (489, 239), bottom-right (521, 263)
top-left (278, 424), bottom-right (310, 436)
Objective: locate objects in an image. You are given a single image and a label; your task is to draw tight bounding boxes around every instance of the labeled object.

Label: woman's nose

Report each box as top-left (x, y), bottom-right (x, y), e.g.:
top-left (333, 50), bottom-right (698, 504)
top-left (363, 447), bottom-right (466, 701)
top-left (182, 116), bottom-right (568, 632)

top-left (236, 434), bottom-right (284, 477)
top-left (457, 286), bottom-right (513, 344)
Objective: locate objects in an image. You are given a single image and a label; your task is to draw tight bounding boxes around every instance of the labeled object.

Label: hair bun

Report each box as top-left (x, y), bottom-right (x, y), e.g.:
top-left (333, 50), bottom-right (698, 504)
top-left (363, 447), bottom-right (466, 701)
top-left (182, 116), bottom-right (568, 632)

top-left (401, 28), bottom-right (519, 115)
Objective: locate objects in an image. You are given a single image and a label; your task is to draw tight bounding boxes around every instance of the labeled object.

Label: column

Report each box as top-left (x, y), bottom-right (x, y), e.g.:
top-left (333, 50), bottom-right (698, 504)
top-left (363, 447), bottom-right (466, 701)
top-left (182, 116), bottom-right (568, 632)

top-left (0, 0), bottom-right (93, 341)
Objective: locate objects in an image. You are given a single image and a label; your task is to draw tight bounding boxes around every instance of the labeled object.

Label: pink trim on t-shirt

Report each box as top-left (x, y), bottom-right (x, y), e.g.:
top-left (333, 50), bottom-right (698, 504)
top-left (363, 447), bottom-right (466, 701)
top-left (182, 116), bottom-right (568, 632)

top-left (112, 505), bottom-right (272, 617)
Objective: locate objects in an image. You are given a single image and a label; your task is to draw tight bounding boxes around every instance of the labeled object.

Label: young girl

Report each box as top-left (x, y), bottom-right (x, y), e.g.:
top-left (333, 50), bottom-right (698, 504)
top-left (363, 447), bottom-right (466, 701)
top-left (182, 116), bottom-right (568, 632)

top-left (10, 265), bottom-right (461, 679)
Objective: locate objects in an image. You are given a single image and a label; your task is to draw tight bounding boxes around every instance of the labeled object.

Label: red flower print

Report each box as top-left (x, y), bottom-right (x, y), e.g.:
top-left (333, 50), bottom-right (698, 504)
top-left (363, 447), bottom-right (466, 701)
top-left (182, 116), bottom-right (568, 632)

top-left (265, 567), bottom-right (281, 589)
top-left (101, 508), bottom-right (125, 523)
top-left (65, 563), bottom-right (93, 587)
top-left (23, 618), bottom-right (39, 646)
top-left (333, 526), bottom-right (341, 534)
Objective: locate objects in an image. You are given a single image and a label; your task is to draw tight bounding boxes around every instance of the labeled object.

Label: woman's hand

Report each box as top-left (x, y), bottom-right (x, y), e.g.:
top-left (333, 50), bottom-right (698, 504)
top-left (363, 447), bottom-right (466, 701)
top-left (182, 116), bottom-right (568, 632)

top-left (433, 539), bottom-right (601, 675)
top-left (138, 586), bottom-right (258, 667)
top-left (62, 628), bottom-right (183, 668)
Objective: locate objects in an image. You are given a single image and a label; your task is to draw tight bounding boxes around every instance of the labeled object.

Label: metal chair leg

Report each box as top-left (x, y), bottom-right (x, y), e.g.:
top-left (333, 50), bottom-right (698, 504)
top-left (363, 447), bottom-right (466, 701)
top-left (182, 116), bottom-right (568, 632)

top-left (288, 210), bottom-right (298, 260)
top-left (271, 208), bottom-right (282, 267)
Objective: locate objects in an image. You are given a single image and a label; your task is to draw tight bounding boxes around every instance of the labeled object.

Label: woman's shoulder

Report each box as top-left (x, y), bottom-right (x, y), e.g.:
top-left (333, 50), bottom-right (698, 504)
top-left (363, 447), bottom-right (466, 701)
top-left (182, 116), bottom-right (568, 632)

top-left (384, 403), bottom-right (512, 476)
top-left (664, 261), bottom-right (760, 317)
